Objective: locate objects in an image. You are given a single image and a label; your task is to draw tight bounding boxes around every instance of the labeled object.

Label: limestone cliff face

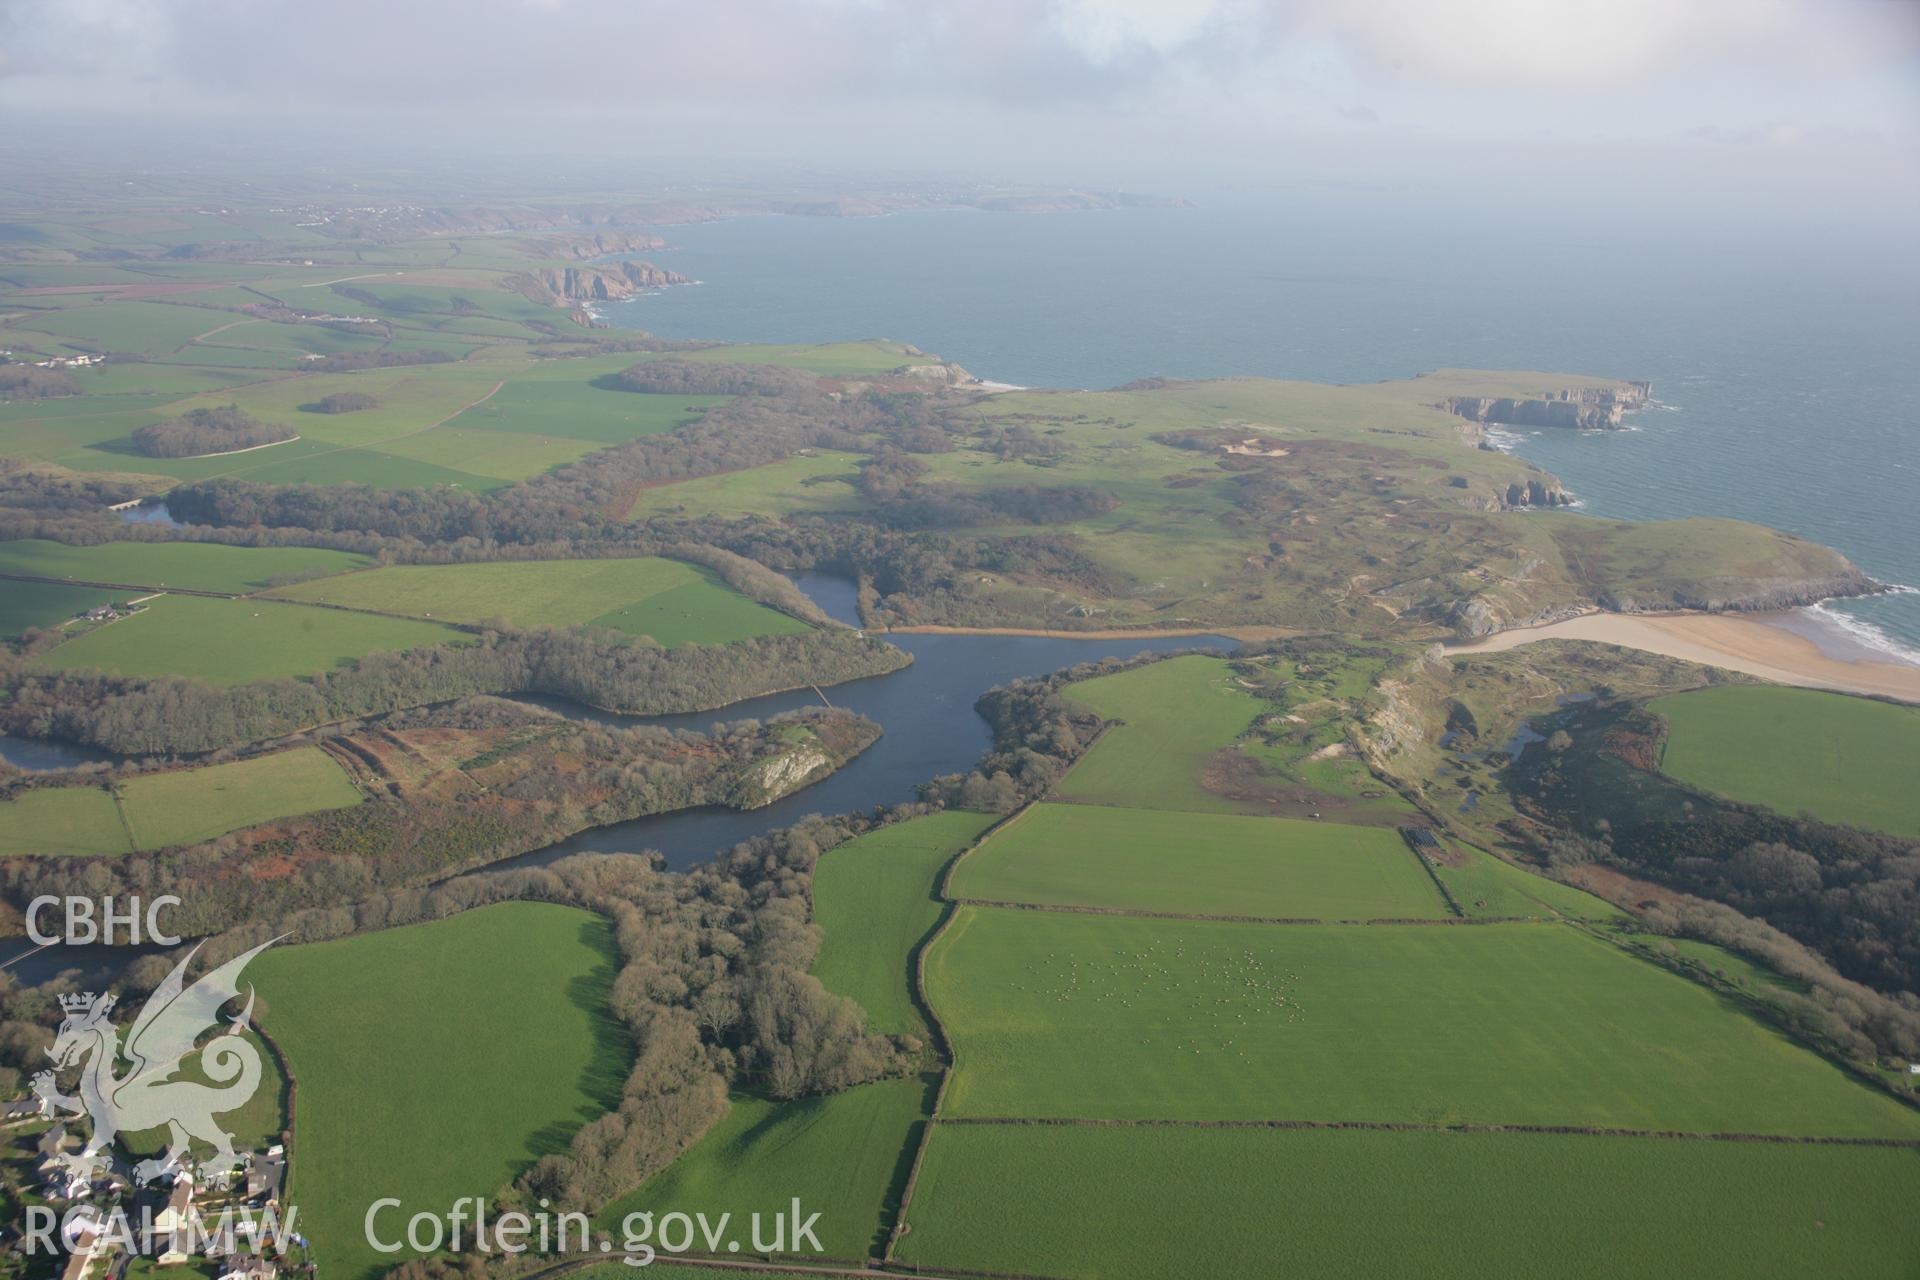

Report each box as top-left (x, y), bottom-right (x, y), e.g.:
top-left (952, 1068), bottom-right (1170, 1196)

top-left (1596, 571), bottom-right (1885, 615)
top-left (512, 260), bottom-right (693, 306)
top-left (1502, 479), bottom-right (1575, 508)
top-left (1444, 382), bottom-right (1652, 430)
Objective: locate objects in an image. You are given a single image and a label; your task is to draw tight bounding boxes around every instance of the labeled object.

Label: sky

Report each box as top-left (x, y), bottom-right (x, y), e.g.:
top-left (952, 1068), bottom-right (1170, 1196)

top-left (1, 0), bottom-right (1916, 202)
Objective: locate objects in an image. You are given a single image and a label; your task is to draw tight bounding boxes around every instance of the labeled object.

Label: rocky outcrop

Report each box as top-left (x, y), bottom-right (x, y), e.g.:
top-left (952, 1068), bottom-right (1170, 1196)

top-left (1503, 479), bottom-right (1575, 508)
top-left (1597, 571), bottom-right (1885, 615)
top-left (511, 260), bottom-right (693, 306)
top-left (1444, 382), bottom-right (1652, 430)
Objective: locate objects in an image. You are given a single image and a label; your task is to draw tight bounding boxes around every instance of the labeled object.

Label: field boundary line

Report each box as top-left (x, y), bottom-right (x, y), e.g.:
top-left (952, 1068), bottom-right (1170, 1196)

top-left (1564, 915), bottom-right (1920, 1117)
top-left (943, 897), bottom-right (1532, 927)
top-left (1400, 828), bottom-right (1466, 918)
top-left (517, 1251), bottom-right (1075, 1280)
top-left (932, 1115), bottom-right (1920, 1148)
top-left (215, 374), bottom-right (511, 482)
top-left (0, 571), bottom-right (237, 599)
top-left (107, 785), bottom-right (139, 855)
top-left (884, 799), bottom-right (1045, 1263)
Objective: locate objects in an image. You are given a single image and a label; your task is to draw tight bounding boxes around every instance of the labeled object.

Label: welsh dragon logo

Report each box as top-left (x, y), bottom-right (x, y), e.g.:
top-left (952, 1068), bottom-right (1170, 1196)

top-left (33, 939), bottom-right (279, 1186)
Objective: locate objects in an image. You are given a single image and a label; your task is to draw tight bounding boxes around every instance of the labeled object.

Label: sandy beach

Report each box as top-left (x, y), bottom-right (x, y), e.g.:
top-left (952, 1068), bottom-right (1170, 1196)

top-left (1449, 611), bottom-right (1920, 704)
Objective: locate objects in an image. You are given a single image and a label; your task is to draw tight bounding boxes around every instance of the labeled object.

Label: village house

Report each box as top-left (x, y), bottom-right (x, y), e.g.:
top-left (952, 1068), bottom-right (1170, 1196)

top-left (60, 1220), bottom-right (110, 1280)
top-left (221, 1252), bottom-right (278, 1280)
top-left (152, 1174), bottom-right (196, 1236)
top-left (243, 1150), bottom-right (287, 1207)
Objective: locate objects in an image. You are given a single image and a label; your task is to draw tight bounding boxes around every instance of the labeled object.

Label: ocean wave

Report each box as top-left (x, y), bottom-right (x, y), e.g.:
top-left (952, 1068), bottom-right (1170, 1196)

top-left (1804, 600), bottom-right (1920, 668)
top-left (1481, 425), bottom-right (1527, 453)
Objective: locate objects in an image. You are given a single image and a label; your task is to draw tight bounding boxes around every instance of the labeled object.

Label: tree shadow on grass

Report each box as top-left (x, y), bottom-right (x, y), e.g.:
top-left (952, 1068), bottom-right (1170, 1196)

top-left (870, 1071), bottom-right (943, 1260)
top-left (523, 916), bottom-right (632, 1163)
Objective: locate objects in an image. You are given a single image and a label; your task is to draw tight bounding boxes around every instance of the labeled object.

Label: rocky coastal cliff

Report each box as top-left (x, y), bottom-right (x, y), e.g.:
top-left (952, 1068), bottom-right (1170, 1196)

top-left (1444, 382), bottom-right (1652, 430)
top-left (512, 260), bottom-right (694, 306)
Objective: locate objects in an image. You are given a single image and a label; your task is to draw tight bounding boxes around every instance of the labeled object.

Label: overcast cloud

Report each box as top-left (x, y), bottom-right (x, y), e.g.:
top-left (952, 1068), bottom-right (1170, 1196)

top-left (1, 0), bottom-right (1914, 190)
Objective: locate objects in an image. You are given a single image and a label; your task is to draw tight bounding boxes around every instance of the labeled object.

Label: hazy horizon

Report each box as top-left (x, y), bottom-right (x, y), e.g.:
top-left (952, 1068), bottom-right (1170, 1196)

top-left (1, 0), bottom-right (1916, 218)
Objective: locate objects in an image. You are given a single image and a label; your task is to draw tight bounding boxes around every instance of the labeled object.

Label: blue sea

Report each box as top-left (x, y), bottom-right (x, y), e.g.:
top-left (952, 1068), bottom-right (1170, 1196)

top-left (606, 196), bottom-right (1920, 659)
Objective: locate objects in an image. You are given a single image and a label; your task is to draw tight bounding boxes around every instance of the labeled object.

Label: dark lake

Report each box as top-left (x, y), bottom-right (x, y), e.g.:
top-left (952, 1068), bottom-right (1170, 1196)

top-left (494, 575), bottom-right (1236, 872)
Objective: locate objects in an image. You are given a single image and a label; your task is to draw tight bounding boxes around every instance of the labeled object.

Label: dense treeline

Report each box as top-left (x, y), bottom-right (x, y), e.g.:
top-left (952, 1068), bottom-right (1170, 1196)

top-left (0, 698), bottom-right (879, 939)
top-left (613, 358), bottom-right (821, 397)
top-left (1633, 894), bottom-right (1920, 1062)
top-left (3, 362), bottom-right (1120, 631)
top-left (0, 647), bottom-right (1198, 1215)
top-left (131, 405), bottom-right (296, 458)
top-left (0, 462), bottom-right (143, 541)
top-left (1516, 700), bottom-right (1920, 996)
top-left (309, 392), bottom-right (378, 413)
top-left (0, 627), bottom-right (908, 755)
top-left (0, 365), bottom-right (80, 400)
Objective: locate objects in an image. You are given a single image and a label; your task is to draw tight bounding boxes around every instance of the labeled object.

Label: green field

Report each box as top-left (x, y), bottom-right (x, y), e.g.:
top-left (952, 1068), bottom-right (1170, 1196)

top-left (445, 360), bottom-right (725, 445)
top-left (598, 1078), bottom-right (930, 1263)
top-left (1429, 843), bottom-right (1626, 921)
top-left (626, 450), bottom-right (867, 520)
top-left (117, 746), bottom-right (361, 848)
top-left (1056, 656), bottom-right (1265, 813)
top-left (0, 786), bottom-right (132, 856)
top-left (1652, 685), bottom-right (1920, 837)
top-left (0, 578), bottom-right (125, 637)
top-left (0, 746), bottom-right (361, 855)
top-left (0, 538), bottom-right (368, 593)
top-left (896, 1124), bottom-right (1920, 1279)
top-left (924, 908), bottom-right (1920, 1136)
top-left (267, 557), bottom-right (810, 645)
top-left (950, 803), bottom-right (1445, 919)
top-left (810, 811), bottom-right (999, 1039)
top-left (252, 903), bottom-right (627, 1280)
top-left (31, 593), bottom-right (463, 684)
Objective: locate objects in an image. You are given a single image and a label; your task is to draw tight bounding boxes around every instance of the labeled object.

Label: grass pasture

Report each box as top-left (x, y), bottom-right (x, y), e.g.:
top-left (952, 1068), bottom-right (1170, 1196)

top-left (1056, 655), bottom-right (1265, 813)
top-left (0, 579), bottom-right (125, 637)
top-left (31, 593), bottom-right (463, 685)
top-left (598, 1078), bottom-right (932, 1263)
top-left (924, 908), bottom-right (1920, 1136)
top-left (895, 1124), bottom-right (1920, 1280)
top-left (1429, 843), bottom-right (1626, 921)
top-left (1651, 685), bottom-right (1920, 837)
top-left (950, 803), bottom-right (1445, 920)
top-left (267, 557), bottom-right (810, 645)
top-left (0, 538), bottom-right (368, 593)
top-left (810, 810), bottom-right (999, 1039)
top-left (116, 746), bottom-right (361, 848)
top-left (0, 747), bottom-right (361, 856)
top-left (0, 787), bottom-right (131, 856)
top-left (445, 362), bottom-right (724, 446)
top-left (252, 903), bottom-right (627, 1280)
top-left (625, 450), bottom-right (867, 521)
